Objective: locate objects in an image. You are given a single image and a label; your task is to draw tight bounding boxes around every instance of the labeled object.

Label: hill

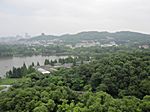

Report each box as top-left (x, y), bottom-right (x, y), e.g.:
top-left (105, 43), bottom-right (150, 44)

top-left (28, 31), bottom-right (150, 45)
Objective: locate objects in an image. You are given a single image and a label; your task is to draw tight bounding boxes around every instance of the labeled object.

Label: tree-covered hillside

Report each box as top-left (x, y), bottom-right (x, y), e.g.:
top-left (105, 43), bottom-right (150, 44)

top-left (28, 31), bottom-right (150, 45)
top-left (0, 51), bottom-right (150, 112)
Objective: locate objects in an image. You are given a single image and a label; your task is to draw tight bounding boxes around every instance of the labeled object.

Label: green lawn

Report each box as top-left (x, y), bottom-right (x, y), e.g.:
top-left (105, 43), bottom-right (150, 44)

top-left (0, 77), bottom-right (28, 85)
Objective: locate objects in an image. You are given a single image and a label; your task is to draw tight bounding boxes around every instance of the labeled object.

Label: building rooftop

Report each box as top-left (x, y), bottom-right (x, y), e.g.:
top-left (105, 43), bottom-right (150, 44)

top-left (37, 68), bottom-right (50, 74)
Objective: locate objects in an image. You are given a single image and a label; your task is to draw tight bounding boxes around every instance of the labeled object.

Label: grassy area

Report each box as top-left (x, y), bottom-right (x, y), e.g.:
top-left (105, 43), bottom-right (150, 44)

top-left (0, 86), bottom-right (6, 91)
top-left (0, 77), bottom-right (28, 85)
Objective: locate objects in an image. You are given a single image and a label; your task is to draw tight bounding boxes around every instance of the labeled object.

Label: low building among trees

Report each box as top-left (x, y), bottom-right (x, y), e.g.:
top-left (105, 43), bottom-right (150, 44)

top-left (37, 68), bottom-right (50, 74)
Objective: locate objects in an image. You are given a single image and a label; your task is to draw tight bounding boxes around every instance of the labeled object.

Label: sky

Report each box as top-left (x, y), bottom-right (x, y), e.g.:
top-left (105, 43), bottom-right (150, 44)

top-left (0, 0), bottom-right (150, 36)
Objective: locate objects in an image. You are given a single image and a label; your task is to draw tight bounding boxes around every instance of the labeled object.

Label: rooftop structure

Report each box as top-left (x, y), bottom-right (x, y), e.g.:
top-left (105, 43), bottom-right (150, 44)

top-left (37, 68), bottom-right (50, 74)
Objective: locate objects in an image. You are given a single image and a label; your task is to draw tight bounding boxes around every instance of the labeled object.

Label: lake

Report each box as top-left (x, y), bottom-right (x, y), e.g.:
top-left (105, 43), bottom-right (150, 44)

top-left (0, 55), bottom-right (68, 77)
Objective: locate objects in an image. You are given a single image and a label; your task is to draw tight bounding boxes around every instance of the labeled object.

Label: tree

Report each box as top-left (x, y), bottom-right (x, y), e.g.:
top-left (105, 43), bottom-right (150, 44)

top-left (33, 105), bottom-right (48, 112)
top-left (73, 59), bottom-right (76, 66)
top-left (37, 62), bottom-right (40, 66)
top-left (47, 99), bottom-right (55, 111)
top-left (44, 59), bottom-right (50, 65)
top-left (50, 60), bottom-right (54, 66)
top-left (21, 63), bottom-right (27, 76)
top-left (32, 62), bottom-right (35, 66)
top-left (139, 79), bottom-right (150, 98)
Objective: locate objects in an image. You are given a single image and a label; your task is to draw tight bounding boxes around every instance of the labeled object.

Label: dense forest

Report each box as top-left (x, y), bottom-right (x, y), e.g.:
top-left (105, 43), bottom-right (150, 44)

top-left (0, 50), bottom-right (150, 112)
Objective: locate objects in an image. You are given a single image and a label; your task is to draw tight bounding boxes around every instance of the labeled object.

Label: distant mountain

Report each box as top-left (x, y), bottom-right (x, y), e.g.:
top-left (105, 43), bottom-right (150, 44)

top-left (111, 31), bottom-right (150, 43)
top-left (26, 31), bottom-right (150, 45)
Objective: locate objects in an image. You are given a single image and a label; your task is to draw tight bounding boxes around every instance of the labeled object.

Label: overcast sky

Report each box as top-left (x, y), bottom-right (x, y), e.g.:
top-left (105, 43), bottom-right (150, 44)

top-left (0, 0), bottom-right (150, 36)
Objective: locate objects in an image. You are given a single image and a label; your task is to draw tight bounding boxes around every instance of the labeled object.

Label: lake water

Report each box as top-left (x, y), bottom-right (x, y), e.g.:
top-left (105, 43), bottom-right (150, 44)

top-left (0, 55), bottom-right (68, 77)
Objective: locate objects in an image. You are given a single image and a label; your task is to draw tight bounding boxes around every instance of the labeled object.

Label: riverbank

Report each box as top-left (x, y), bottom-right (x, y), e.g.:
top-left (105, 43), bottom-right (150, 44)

top-left (0, 55), bottom-right (69, 77)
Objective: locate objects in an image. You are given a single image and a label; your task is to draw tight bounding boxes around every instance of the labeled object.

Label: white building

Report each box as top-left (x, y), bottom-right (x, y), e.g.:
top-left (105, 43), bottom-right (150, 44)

top-left (37, 68), bottom-right (50, 74)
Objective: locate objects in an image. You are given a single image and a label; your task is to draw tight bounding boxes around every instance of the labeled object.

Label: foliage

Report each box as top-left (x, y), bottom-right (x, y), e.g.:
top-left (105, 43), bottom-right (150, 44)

top-left (0, 77), bottom-right (28, 85)
top-left (0, 86), bottom-right (6, 91)
top-left (6, 63), bottom-right (36, 78)
top-left (0, 51), bottom-right (150, 111)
